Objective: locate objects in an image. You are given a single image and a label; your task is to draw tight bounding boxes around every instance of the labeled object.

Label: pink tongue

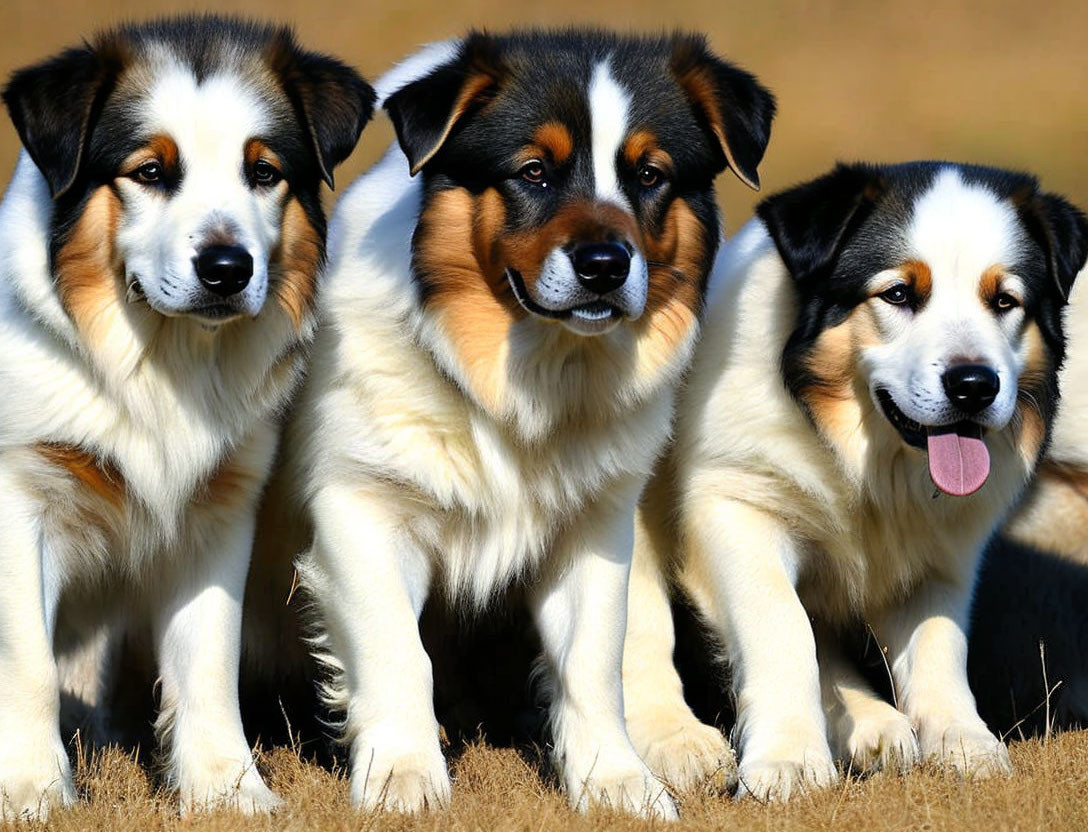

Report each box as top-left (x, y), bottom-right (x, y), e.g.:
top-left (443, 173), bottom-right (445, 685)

top-left (926, 425), bottom-right (990, 496)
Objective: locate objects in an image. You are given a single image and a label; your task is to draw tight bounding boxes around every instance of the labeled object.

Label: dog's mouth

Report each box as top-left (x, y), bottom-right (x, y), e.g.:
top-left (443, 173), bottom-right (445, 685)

top-left (875, 388), bottom-right (991, 497)
top-left (505, 268), bottom-right (622, 334)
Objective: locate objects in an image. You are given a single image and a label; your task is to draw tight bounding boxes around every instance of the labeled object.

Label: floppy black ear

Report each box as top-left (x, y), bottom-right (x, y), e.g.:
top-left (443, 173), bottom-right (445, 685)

top-left (670, 35), bottom-right (776, 190)
top-left (1020, 192), bottom-right (1088, 303)
top-left (3, 42), bottom-right (125, 198)
top-left (272, 34), bottom-right (375, 189)
top-left (384, 33), bottom-right (504, 176)
top-left (756, 163), bottom-right (886, 283)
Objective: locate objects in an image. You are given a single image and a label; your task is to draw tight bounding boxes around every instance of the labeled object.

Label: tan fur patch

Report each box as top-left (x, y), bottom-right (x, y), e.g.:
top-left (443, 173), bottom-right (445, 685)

top-left (637, 198), bottom-right (706, 367)
top-left (1014, 320), bottom-right (1053, 466)
top-left (977, 264), bottom-right (1006, 307)
top-left (797, 305), bottom-right (881, 442)
top-left (896, 259), bottom-right (933, 304)
top-left (245, 137), bottom-right (282, 171)
top-left (414, 187), bottom-right (519, 410)
top-left (120, 134), bottom-right (179, 178)
top-left (1007, 461), bottom-right (1088, 562)
top-left (54, 185), bottom-right (123, 341)
top-left (38, 443), bottom-right (124, 508)
top-left (622, 130), bottom-right (675, 175)
top-left (272, 198), bottom-right (322, 330)
top-left (531, 122), bottom-right (573, 165)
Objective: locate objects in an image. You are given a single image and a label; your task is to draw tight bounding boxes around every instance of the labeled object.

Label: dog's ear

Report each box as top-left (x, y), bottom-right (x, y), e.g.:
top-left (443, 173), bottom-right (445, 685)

top-left (3, 41), bottom-right (126, 199)
top-left (756, 163), bottom-right (886, 283)
top-left (670, 35), bottom-right (776, 191)
top-left (270, 32), bottom-right (376, 190)
top-left (384, 33), bottom-right (505, 176)
top-left (1018, 190), bottom-right (1088, 303)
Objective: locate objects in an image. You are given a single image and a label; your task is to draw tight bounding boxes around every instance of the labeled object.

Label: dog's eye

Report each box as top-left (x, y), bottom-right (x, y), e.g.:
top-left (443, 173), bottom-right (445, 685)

top-left (638, 164), bottom-right (663, 188)
top-left (520, 160), bottom-right (547, 186)
top-left (879, 284), bottom-right (911, 306)
top-left (253, 160), bottom-right (282, 187)
top-left (994, 292), bottom-right (1020, 313)
top-left (132, 161), bottom-right (162, 184)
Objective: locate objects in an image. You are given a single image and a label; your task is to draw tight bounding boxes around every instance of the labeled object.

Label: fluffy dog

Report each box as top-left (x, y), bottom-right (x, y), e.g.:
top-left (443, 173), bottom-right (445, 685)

top-left (623, 162), bottom-right (1087, 799)
top-left (0, 17), bottom-right (372, 818)
top-left (253, 29), bottom-right (774, 816)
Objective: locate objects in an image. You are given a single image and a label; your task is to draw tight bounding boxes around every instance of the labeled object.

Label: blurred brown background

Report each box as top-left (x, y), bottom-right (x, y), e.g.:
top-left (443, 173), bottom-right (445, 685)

top-left (2, 0), bottom-right (1086, 231)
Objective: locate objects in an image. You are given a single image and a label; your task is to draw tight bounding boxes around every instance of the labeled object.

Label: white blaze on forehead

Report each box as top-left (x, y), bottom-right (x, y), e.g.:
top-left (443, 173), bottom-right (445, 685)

top-left (907, 168), bottom-right (1023, 293)
top-left (144, 65), bottom-right (270, 174)
top-left (588, 59), bottom-right (631, 207)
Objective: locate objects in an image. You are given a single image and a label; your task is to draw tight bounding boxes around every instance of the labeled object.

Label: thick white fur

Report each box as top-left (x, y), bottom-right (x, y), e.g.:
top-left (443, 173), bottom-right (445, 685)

top-left (286, 130), bottom-right (700, 817)
top-left (0, 137), bottom-right (306, 818)
top-left (625, 178), bottom-right (1043, 801)
top-left (1047, 271), bottom-right (1088, 471)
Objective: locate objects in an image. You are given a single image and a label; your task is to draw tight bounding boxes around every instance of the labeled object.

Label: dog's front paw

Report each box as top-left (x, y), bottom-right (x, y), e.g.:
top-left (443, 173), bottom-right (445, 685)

top-left (835, 701), bottom-right (920, 775)
top-left (628, 707), bottom-right (737, 794)
top-left (569, 764), bottom-right (678, 819)
top-left (921, 721), bottom-right (1012, 779)
top-left (350, 747), bottom-right (451, 813)
top-left (0, 739), bottom-right (75, 821)
top-left (736, 734), bottom-right (838, 802)
top-left (177, 754), bottom-right (282, 816)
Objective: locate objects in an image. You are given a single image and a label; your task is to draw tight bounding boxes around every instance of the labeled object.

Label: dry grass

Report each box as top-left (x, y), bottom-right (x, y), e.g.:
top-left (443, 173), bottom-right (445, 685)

top-left (5, 732), bottom-right (1086, 832)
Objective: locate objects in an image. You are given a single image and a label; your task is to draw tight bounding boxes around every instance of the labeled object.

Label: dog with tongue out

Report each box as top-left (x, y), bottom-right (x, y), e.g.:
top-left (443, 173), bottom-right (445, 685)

top-left (620, 161), bottom-right (1087, 803)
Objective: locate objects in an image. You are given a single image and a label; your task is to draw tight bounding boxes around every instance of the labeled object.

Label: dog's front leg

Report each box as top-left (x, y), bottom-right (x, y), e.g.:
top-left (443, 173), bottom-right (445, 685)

top-left (622, 505), bottom-right (736, 794)
top-left (533, 483), bottom-right (677, 819)
top-left (875, 573), bottom-right (1011, 778)
top-left (301, 482), bottom-right (448, 812)
top-left (152, 507), bottom-right (281, 815)
top-left (0, 459), bottom-right (75, 820)
top-left (681, 496), bottom-right (837, 801)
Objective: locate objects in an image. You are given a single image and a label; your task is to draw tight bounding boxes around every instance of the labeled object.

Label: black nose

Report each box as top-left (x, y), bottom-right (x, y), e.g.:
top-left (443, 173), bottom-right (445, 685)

top-left (195, 245), bottom-right (253, 297)
top-left (570, 242), bottom-right (630, 296)
top-left (942, 364), bottom-right (1000, 415)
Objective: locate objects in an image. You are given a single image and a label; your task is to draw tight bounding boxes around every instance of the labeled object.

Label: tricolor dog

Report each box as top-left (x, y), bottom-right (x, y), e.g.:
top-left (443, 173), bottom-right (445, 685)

top-left (623, 162), bottom-right (1087, 799)
top-left (256, 29), bottom-right (774, 816)
top-left (0, 17), bottom-right (372, 818)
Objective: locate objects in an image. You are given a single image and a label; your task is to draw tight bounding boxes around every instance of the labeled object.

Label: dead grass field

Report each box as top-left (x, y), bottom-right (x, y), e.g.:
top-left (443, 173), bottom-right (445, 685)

top-left (3, 732), bottom-right (1085, 832)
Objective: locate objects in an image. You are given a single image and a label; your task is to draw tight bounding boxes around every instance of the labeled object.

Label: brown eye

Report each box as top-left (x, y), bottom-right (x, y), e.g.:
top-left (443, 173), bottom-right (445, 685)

top-left (994, 292), bottom-right (1020, 313)
top-left (638, 164), bottom-right (662, 188)
top-left (520, 160), bottom-right (546, 186)
top-left (253, 159), bottom-right (282, 187)
top-left (133, 161), bottom-right (162, 184)
top-left (880, 283), bottom-right (911, 306)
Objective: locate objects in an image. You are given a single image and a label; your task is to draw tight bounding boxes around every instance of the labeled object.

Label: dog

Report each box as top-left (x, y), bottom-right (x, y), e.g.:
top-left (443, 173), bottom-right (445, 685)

top-left (248, 29), bottom-right (774, 816)
top-left (970, 269), bottom-right (1088, 734)
top-left (0, 16), bottom-right (372, 818)
top-left (622, 161), bottom-right (1087, 800)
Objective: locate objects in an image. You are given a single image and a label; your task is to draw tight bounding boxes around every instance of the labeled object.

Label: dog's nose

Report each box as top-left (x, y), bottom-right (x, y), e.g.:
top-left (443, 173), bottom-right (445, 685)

top-left (570, 242), bottom-right (630, 296)
top-left (942, 364), bottom-right (1000, 415)
top-left (195, 245), bottom-right (253, 297)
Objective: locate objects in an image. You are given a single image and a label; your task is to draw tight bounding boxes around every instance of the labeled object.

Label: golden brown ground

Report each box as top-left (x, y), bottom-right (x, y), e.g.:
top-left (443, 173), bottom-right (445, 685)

top-left (8, 731), bottom-right (1087, 832)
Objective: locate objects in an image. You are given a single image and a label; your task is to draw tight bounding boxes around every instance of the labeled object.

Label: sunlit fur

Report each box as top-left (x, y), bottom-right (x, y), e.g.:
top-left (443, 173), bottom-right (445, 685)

top-left (624, 164), bottom-right (1081, 802)
top-left (0, 18), bottom-right (371, 820)
top-left (250, 31), bottom-right (774, 819)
